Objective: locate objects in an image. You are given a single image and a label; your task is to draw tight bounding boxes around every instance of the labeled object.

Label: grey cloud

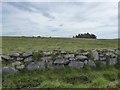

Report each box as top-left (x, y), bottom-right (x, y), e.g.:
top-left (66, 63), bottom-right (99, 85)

top-left (6, 2), bottom-right (55, 20)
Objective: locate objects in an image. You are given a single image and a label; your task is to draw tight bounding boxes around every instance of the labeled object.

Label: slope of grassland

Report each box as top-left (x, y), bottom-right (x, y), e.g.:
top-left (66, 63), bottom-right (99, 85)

top-left (1, 36), bottom-right (118, 54)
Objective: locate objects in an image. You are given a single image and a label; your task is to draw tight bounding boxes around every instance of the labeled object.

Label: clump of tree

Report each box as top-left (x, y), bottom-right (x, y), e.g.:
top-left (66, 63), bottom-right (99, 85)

top-left (73, 33), bottom-right (97, 39)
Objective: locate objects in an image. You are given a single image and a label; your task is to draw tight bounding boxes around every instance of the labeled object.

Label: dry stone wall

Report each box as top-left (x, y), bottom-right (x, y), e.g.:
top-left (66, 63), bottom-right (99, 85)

top-left (1, 49), bottom-right (120, 73)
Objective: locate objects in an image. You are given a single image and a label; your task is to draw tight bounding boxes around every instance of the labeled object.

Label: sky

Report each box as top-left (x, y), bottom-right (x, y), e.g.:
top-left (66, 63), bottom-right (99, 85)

top-left (1, 1), bottom-right (118, 39)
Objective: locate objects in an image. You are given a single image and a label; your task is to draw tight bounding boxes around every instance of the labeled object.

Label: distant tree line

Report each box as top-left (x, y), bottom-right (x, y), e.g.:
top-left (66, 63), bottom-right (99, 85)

top-left (73, 33), bottom-right (97, 39)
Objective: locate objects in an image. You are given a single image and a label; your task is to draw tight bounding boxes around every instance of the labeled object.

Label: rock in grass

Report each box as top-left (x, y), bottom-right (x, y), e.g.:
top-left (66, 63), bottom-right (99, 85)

top-left (16, 57), bottom-right (24, 61)
top-left (1, 67), bottom-right (18, 73)
top-left (43, 52), bottom-right (52, 56)
top-left (114, 50), bottom-right (120, 55)
top-left (53, 59), bottom-right (70, 65)
top-left (1, 55), bottom-right (12, 61)
top-left (69, 57), bottom-right (76, 61)
top-left (91, 50), bottom-right (99, 60)
top-left (84, 60), bottom-right (88, 65)
top-left (12, 61), bottom-right (22, 67)
top-left (75, 55), bottom-right (88, 61)
top-left (10, 53), bottom-right (20, 57)
top-left (64, 54), bottom-right (75, 58)
top-left (26, 61), bottom-right (45, 70)
top-left (68, 61), bottom-right (84, 68)
top-left (108, 58), bottom-right (117, 66)
top-left (16, 65), bottom-right (25, 70)
top-left (23, 52), bottom-right (33, 57)
top-left (24, 56), bottom-right (33, 62)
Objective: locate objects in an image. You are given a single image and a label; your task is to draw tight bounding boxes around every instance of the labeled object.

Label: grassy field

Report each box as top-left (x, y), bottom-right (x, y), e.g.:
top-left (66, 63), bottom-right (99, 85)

top-left (1, 36), bottom-right (118, 54)
top-left (1, 36), bottom-right (120, 89)
top-left (2, 67), bottom-right (119, 88)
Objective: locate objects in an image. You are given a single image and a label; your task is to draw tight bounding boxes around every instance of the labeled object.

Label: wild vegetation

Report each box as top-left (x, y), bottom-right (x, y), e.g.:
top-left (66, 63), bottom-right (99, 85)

top-left (2, 67), bottom-right (120, 88)
top-left (73, 33), bottom-right (97, 39)
top-left (1, 36), bottom-right (119, 89)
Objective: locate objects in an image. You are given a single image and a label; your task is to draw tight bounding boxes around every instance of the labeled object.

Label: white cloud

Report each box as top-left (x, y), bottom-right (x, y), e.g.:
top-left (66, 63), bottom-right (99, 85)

top-left (2, 2), bottom-right (118, 39)
top-left (1, 0), bottom-right (119, 2)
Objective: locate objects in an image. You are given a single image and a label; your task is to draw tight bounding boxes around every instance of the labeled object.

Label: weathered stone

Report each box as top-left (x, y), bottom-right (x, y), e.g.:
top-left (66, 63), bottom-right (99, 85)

top-left (108, 58), bottom-right (117, 66)
top-left (43, 52), bottom-right (52, 56)
top-left (106, 52), bottom-right (116, 57)
top-left (69, 58), bottom-right (76, 61)
top-left (88, 60), bottom-right (96, 67)
top-left (16, 65), bottom-right (25, 70)
top-left (16, 57), bottom-right (24, 61)
top-left (92, 50), bottom-right (99, 60)
top-left (99, 54), bottom-right (104, 57)
top-left (114, 50), bottom-right (120, 55)
top-left (1, 67), bottom-right (18, 73)
top-left (53, 59), bottom-right (69, 65)
top-left (1, 55), bottom-right (12, 61)
top-left (10, 53), bottom-right (20, 57)
top-left (82, 52), bottom-right (89, 56)
top-left (12, 61), bottom-right (22, 67)
top-left (75, 55), bottom-right (88, 61)
top-left (23, 52), bottom-right (32, 57)
top-left (84, 60), bottom-right (88, 65)
top-left (26, 61), bottom-right (45, 70)
top-left (64, 54), bottom-right (75, 58)
top-left (60, 51), bottom-right (67, 54)
top-left (99, 57), bottom-right (106, 61)
top-left (68, 61), bottom-right (84, 68)
top-left (24, 56), bottom-right (33, 62)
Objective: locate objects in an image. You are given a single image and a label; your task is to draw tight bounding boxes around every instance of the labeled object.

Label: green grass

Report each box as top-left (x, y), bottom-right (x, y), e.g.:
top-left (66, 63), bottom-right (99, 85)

top-left (2, 67), bottom-right (119, 88)
top-left (1, 36), bottom-right (119, 88)
top-left (1, 36), bottom-right (118, 54)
